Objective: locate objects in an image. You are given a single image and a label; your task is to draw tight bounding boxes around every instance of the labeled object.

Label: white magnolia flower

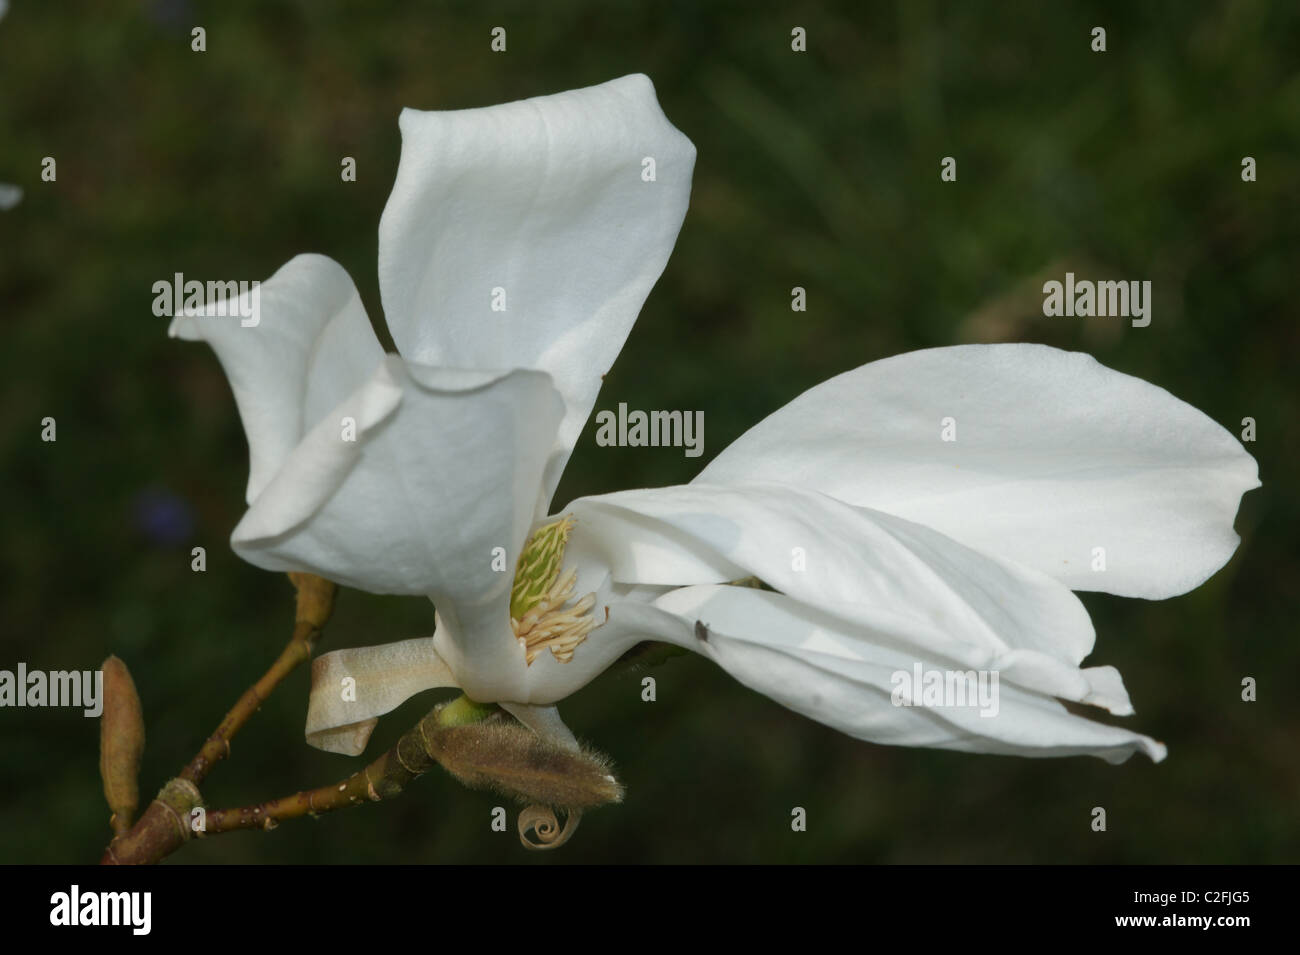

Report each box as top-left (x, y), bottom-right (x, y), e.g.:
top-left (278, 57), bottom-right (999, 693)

top-left (171, 75), bottom-right (1258, 770)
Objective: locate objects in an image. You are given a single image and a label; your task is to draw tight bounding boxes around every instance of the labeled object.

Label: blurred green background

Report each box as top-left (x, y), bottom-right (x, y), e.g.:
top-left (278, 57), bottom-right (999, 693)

top-left (1, 0), bottom-right (1296, 864)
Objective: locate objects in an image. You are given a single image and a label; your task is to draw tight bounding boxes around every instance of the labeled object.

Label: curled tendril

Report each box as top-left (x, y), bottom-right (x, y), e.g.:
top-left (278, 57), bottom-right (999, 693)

top-left (518, 805), bottom-right (581, 850)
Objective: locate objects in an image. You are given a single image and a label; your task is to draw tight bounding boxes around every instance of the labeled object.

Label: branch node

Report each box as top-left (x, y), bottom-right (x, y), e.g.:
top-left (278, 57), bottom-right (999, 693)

top-left (156, 777), bottom-right (204, 842)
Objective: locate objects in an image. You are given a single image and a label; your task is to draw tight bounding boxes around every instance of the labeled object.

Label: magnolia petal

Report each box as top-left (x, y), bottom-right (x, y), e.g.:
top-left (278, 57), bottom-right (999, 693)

top-left (305, 637), bottom-right (457, 755)
top-left (653, 585), bottom-right (1165, 763)
top-left (567, 482), bottom-right (1099, 668)
top-left (230, 357), bottom-right (402, 542)
top-left (378, 73), bottom-right (696, 513)
top-left (697, 344), bottom-right (1259, 599)
top-left (433, 555), bottom-right (689, 705)
top-left (168, 253), bottom-right (384, 504)
top-left (499, 702), bottom-right (581, 753)
top-left (232, 357), bottom-right (564, 608)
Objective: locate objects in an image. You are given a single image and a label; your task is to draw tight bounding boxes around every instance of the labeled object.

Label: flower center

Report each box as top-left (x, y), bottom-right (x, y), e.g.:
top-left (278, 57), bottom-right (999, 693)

top-left (511, 515), bottom-right (601, 665)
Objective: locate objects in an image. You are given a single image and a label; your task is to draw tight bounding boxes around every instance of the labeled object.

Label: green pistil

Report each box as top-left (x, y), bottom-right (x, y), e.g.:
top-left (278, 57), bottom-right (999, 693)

top-left (510, 515), bottom-right (574, 619)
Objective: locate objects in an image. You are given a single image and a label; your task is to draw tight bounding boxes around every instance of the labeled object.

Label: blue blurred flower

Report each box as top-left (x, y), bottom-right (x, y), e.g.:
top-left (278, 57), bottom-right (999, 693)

top-left (132, 487), bottom-right (195, 547)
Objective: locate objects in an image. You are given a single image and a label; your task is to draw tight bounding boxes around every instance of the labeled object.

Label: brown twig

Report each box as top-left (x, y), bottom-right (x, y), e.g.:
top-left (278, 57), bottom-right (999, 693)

top-left (100, 573), bottom-right (336, 864)
top-left (203, 696), bottom-right (496, 833)
top-left (98, 573), bottom-right (616, 862)
top-left (202, 697), bottom-right (601, 851)
top-left (101, 696), bottom-right (498, 863)
top-left (182, 572), bottom-right (336, 785)
top-left (179, 619), bottom-right (314, 785)
top-left (100, 778), bottom-right (203, 865)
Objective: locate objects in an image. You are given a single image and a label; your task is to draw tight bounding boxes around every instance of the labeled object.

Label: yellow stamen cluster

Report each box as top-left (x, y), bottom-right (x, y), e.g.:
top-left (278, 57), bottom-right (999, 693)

top-left (511, 515), bottom-right (601, 665)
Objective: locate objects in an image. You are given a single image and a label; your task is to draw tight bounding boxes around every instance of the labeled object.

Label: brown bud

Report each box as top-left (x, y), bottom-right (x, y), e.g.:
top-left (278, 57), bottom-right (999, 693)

top-left (289, 572), bottom-right (337, 630)
top-left (98, 655), bottom-right (145, 835)
top-left (424, 716), bottom-right (624, 811)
